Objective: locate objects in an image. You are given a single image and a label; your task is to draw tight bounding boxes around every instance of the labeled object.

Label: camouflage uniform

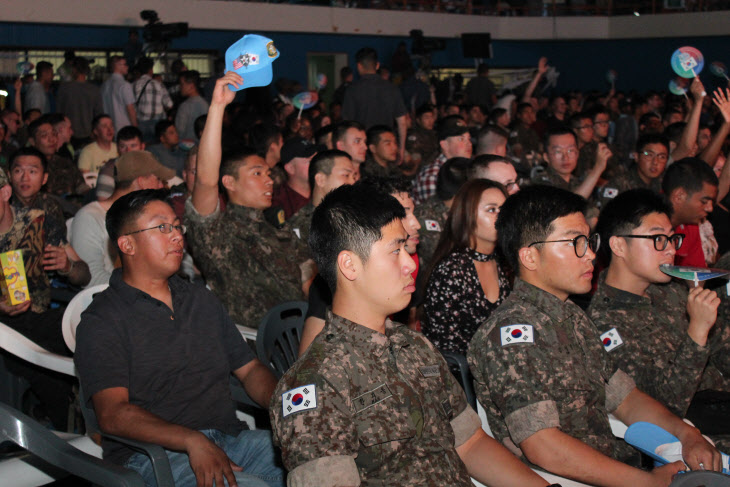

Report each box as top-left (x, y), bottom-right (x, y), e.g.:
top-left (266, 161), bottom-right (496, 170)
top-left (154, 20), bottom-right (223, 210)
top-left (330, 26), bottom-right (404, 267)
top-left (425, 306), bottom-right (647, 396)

top-left (596, 164), bottom-right (662, 210)
top-left (184, 200), bottom-right (307, 329)
top-left (413, 196), bottom-right (449, 304)
top-left (359, 156), bottom-right (401, 181)
top-left (405, 126), bottom-right (439, 173)
top-left (288, 202), bottom-right (315, 247)
top-left (575, 141), bottom-right (622, 183)
top-left (0, 207), bottom-right (49, 312)
top-left (509, 124), bottom-right (542, 160)
top-left (271, 311), bottom-right (481, 487)
top-left (467, 278), bottom-right (640, 465)
top-left (588, 274), bottom-right (730, 417)
top-left (530, 165), bottom-right (580, 192)
top-left (45, 154), bottom-right (89, 197)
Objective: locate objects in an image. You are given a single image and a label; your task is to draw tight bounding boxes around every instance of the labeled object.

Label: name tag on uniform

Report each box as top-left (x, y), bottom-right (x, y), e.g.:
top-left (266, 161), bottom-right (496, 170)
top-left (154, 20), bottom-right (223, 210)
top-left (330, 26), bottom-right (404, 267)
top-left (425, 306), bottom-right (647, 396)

top-left (600, 328), bottom-right (624, 352)
top-left (500, 325), bottom-right (534, 346)
top-left (441, 399), bottom-right (453, 419)
top-left (424, 220), bottom-right (441, 232)
top-left (353, 383), bottom-right (392, 413)
top-left (282, 384), bottom-right (317, 418)
top-left (419, 365), bottom-right (440, 378)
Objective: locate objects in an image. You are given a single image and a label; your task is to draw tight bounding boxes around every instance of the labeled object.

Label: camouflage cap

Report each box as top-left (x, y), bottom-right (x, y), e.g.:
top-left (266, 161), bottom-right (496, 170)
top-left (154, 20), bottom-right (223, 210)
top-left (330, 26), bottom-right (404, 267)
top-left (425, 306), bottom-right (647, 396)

top-left (115, 151), bottom-right (175, 183)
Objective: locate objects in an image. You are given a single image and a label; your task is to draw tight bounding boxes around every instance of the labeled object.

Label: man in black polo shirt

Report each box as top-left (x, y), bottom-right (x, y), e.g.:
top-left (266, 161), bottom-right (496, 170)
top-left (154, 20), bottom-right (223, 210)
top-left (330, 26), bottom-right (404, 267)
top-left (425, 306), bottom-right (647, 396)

top-left (342, 47), bottom-right (407, 161)
top-left (74, 189), bottom-right (283, 487)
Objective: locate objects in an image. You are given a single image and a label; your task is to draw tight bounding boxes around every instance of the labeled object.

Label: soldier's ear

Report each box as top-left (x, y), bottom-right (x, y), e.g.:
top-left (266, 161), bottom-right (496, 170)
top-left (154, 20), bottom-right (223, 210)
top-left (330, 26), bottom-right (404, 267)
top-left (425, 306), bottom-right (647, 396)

top-left (117, 235), bottom-right (135, 257)
top-left (221, 174), bottom-right (235, 193)
top-left (518, 246), bottom-right (538, 272)
top-left (608, 235), bottom-right (627, 258)
top-left (337, 250), bottom-right (358, 282)
top-left (314, 172), bottom-right (326, 189)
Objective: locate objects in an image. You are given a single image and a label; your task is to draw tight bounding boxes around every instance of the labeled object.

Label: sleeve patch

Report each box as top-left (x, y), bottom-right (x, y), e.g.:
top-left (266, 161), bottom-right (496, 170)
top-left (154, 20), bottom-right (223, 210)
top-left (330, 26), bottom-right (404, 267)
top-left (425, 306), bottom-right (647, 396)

top-left (282, 384), bottom-right (317, 417)
top-left (500, 324), bottom-right (534, 346)
top-left (603, 187), bottom-right (619, 198)
top-left (424, 219), bottom-right (441, 232)
top-left (600, 328), bottom-right (624, 352)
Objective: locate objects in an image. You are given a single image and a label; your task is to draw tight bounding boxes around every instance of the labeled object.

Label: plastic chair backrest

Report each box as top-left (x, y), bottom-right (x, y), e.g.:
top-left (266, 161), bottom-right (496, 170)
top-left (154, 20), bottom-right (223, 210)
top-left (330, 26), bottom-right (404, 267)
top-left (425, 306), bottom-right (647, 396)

top-left (0, 401), bottom-right (144, 487)
top-left (441, 350), bottom-right (476, 409)
top-left (0, 321), bottom-right (74, 376)
top-left (255, 301), bottom-right (308, 378)
top-left (62, 283), bottom-right (108, 352)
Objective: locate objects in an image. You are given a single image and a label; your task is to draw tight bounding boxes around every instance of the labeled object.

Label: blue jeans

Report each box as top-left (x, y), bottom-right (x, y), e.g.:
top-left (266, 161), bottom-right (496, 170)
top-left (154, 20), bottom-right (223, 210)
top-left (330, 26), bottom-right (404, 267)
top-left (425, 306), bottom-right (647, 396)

top-left (125, 429), bottom-right (285, 487)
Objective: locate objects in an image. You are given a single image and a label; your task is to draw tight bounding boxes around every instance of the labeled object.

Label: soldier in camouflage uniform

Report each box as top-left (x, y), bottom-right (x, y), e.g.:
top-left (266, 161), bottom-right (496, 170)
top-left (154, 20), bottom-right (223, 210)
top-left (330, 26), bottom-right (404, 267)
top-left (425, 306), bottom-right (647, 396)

top-left (468, 185), bottom-right (721, 485)
top-left (271, 183), bottom-right (548, 487)
top-left (404, 104), bottom-right (439, 177)
top-left (596, 134), bottom-right (669, 209)
top-left (589, 189), bottom-right (730, 439)
top-left (185, 73), bottom-right (311, 329)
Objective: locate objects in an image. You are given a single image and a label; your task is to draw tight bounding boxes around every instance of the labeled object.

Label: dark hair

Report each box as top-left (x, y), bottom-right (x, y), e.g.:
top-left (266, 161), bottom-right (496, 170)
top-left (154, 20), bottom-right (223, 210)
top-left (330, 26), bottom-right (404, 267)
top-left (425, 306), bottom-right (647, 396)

top-left (589, 104), bottom-right (609, 121)
top-left (333, 120), bottom-right (365, 144)
top-left (249, 124), bottom-right (282, 157)
top-left (340, 66), bottom-right (353, 78)
top-left (663, 122), bottom-right (685, 144)
top-left (117, 125), bottom-right (143, 143)
top-left (194, 115), bottom-right (207, 140)
top-left (366, 125), bottom-right (395, 147)
top-left (497, 185), bottom-right (587, 274)
top-left (488, 107), bottom-right (508, 125)
top-left (516, 102), bottom-right (533, 116)
top-left (36, 61), bottom-right (53, 78)
top-left (430, 179), bottom-right (508, 276)
top-left (309, 182), bottom-right (405, 292)
top-left (92, 114), bottom-right (112, 131)
top-left (44, 113), bottom-right (67, 127)
top-left (314, 125), bottom-right (335, 146)
top-left (662, 157), bottom-right (719, 196)
top-left (109, 56), bottom-right (125, 72)
top-left (595, 189), bottom-right (673, 263)
top-left (179, 70), bottom-right (201, 88)
top-left (469, 154), bottom-right (514, 180)
top-left (23, 109), bottom-right (41, 123)
top-left (106, 189), bottom-right (170, 255)
top-left (543, 126), bottom-right (576, 150)
top-left (9, 146), bottom-right (48, 173)
top-left (639, 112), bottom-right (661, 128)
top-left (72, 57), bottom-right (90, 77)
top-left (309, 149), bottom-right (351, 190)
top-left (155, 120), bottom-right (175, 139)
top-left (359, 176), bottom-right (412, 198)
top-left (569, 112), bottom-right (593, 130)
top-left (416, 103), bottom-right (435, 119)
top-left (28, 116), bottom-right (54, 140)
top-left (136, 56), bottom-right (154, 74)
top-left (477, 63), bottom-right (489, 76)
top-left (220, 145), bottom-right (259, 188)
top-left (436, 157), bottom-right (470, 201)
top-left (355, 47), bottom-right (378, 69)
top-left (636, 133), bottom-right (669, 154)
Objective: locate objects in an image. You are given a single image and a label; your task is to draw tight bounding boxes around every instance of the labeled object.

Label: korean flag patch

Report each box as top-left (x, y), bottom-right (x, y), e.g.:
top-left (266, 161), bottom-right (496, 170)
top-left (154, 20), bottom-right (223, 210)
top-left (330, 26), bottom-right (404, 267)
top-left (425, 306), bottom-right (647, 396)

top-left (282, 384), bottom-right (317, 418)
top-left (603, 187), bottom-right (619, 199)
top-left (500, 325), bottom-right (534, 346)
top-left (600, 328), bottom-right (624, 352)
top-left (425, 219), bottom-right (441, 232)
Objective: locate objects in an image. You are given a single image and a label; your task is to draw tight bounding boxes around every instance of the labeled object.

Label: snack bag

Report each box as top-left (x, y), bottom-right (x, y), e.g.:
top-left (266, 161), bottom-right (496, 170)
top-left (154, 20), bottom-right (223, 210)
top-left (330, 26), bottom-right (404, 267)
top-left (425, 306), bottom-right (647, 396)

top-left (0, 250), bottom-right (29, 305)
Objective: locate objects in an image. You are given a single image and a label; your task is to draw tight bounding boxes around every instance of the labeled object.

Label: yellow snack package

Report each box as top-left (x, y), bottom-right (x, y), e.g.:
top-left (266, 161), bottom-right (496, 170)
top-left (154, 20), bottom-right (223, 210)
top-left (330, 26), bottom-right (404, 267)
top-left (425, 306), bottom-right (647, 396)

top-left (0, 250), bottom-right (29, 305)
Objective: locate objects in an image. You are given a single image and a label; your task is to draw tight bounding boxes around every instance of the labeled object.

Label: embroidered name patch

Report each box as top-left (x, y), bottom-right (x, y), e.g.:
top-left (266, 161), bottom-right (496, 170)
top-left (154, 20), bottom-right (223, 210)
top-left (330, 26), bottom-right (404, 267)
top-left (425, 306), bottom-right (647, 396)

top-left (282, 384), bottom-right (317, 417)
top-left (600, 328), bottom-right (624, 352)
top-left (425, 219), bottom-right (441, 232)
top-left (353, 383), bottom-right (392, 413)
top-left (500, 325), bottom-right (534, 346)
top-left (419, 365), bottom-right (440, 378)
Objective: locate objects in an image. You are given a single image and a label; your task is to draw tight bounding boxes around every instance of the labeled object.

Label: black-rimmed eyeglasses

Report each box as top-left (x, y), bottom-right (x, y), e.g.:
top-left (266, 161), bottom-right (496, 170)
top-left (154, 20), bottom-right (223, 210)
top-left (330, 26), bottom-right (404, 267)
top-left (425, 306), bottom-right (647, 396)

top-left (528, 234), bottom-right (600, 258)
top-left (616, 233), bottom-right (684, 251)
top-left (124, 223), bottom-right (186, 236)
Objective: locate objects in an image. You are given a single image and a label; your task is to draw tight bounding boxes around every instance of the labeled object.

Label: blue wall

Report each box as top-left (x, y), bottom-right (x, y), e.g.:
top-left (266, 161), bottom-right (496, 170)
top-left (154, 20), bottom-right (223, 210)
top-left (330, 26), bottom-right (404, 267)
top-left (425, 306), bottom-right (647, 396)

top-left (3, 21), bottom-right (730, 93)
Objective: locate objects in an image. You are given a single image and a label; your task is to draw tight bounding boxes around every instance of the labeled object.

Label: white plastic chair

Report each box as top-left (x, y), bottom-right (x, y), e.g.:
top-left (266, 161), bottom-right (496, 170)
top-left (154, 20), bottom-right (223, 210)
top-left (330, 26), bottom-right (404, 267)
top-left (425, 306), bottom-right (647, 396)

top-left (473, 400), bottom-right (595, 487)
top-left (62, 283), bottom-right (108, 352)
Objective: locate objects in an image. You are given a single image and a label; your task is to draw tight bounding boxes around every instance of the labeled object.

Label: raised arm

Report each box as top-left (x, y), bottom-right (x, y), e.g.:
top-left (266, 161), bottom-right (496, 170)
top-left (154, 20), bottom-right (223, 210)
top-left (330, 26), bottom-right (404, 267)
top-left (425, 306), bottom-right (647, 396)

top-left (672, 77), bottom-right (705, 161)
top-left (93, 387), bottom-right (242, 487)
top-left (574, 142), bottom-right (611, 199)
top-left (522, 57), bottom-right (549, 103)
top-left (191, 72), bottom-right (242, 216)
top-left (701, 89), bottom-right (730, 195)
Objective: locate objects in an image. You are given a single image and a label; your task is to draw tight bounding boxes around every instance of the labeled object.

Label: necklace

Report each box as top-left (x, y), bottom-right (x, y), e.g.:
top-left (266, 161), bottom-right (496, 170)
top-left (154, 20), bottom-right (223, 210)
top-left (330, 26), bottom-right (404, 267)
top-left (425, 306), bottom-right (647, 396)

top-left (466, 247), bottom-right (495, 262)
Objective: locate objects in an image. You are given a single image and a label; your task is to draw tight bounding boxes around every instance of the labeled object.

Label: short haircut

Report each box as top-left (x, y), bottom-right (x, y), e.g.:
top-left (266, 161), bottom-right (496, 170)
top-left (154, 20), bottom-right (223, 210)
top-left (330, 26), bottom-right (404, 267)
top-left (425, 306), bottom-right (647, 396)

top-left (416, 103), bottom-right (435, 119)
top-left (639, 112), bottom-right (661, 127)
top-left (477, 63), bottom-right (489, 75)
top-left (155, 120), bottom-right (175, 139)
top-left (309, 182), bottom-right (405, 292)
top-left (314, 125), bottom-right (335, 146)
top-left (355, 47), bottom-right (378, 69)
top-left (333, 120), bottom-right (365, 144)
top-left (469, 154), bottom-right (514, 180)
top-left (636, 133), bottom-right (669, 153)
top-left (220, 145), bottom-right (259, 185)
top-left (44, 113), bottom-right (67, 127)
top-left (589, 104), bottom-right (609, 120)
top-left (106, 189), bottom-right (170, 255)
top-left (249, 123), bottom-right (282, 157)
top-left (109, 56), bottom-right (125, 71)
top-left (543, 126), bottom-right (576, 149)
top-left (488, 107), bottom-right (507, 125)
top-left (662, 157), bottom-right (719, 196)
top-left (664, 122), bottom-right (685, 144)
top-left (340, 66), bottom-right (353, 79)
top-left (28, 116), bottom-right (53, 140)
top-left (569, 112), bottom-right (593, 130)
top-left (308, 149), bottom-right (351, 190)
top-left (72, 57), bottom-right (90, 77)
top-left (595, 189), bottom-right (673, 263)
top-left (23, 109), bottom-right (41, 123)
top-left (366, 125), bottom-right (395, 146)
top-left (136, 56), bottom-right (154, 74)
top-left (476, 124), bottom-right (508, 153)
top-left (516, 102), bottom-right (533, 116)
top-left (117, 125), bottom-right (143, 143)
top-left (36, 61), bottom-right (53, 78)
top-left (179, 70), bottom-right (201, 87)
top-left (194, 115), bottom-right (207, 140)
top-left (359, 175), bottom-right (412, 198)
top-left (9, 146), bottom-right (48, 172)
top-left (92, 114), bottom-right (112, 131)
top-left (436, 157), bottom-right (470, 201)
top-left (497, 185), bottom-right (587, 273)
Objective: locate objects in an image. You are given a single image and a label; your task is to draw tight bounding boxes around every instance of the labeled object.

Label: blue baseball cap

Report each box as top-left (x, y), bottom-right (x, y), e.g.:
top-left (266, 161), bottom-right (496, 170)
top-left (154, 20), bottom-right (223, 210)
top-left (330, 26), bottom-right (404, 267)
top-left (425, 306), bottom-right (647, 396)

top-left (225, 34), bottom-right (280, 91)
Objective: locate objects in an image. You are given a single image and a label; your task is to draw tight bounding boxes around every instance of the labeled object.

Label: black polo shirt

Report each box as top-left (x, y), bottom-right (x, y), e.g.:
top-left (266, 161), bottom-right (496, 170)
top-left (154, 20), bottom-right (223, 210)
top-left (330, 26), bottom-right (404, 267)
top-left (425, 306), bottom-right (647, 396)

top-left (75, 269), bottom-right (255, 465)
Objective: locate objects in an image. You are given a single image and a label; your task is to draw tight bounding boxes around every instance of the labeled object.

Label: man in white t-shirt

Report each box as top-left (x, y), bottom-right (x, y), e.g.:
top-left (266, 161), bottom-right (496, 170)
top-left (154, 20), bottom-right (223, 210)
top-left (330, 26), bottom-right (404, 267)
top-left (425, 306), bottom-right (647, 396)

top-left (77, 115), bottom-right (119, 183)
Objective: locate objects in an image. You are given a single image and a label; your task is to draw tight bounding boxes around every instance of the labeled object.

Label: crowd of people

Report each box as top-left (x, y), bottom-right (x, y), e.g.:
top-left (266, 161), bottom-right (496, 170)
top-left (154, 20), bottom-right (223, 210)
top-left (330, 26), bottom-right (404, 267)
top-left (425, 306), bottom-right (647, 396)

top-left (1, 40), bottom-right (730, 487)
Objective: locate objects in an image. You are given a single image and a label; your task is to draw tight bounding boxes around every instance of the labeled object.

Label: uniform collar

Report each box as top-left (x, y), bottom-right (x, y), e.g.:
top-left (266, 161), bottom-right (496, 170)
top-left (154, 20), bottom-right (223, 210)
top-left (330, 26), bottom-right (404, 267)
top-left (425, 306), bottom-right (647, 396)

top-left (325, 309), bottom-right (407, 357)
top-left (513, 278), bottom-right (583, 322)
top-left (109, 267), bottom-right (189, 308)
top-left (593, 271), bottom-right (651, 307)
top-left (225, 203), bottom-right (264, 223)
